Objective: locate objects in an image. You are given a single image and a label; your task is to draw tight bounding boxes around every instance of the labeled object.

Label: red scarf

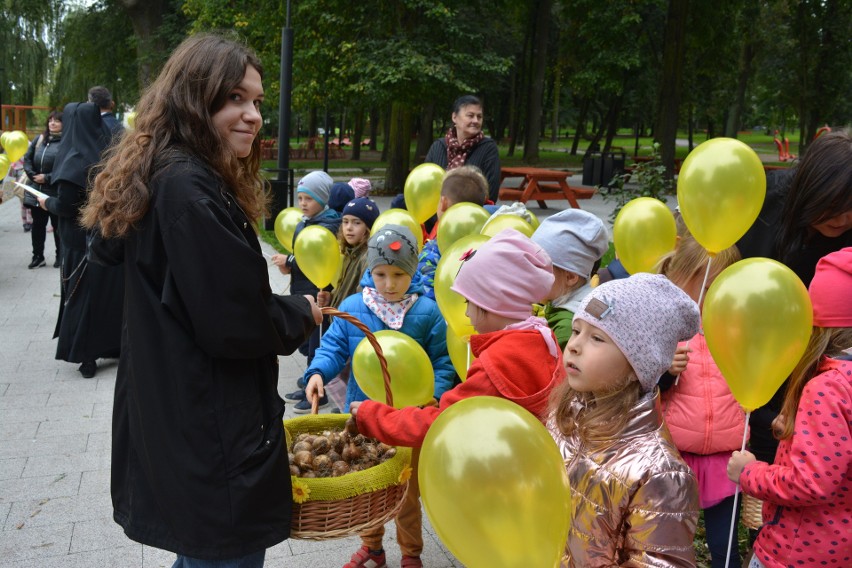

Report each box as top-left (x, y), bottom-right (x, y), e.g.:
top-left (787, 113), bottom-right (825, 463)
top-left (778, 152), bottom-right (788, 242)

top-left (445, 127), bottom-right (484, 170)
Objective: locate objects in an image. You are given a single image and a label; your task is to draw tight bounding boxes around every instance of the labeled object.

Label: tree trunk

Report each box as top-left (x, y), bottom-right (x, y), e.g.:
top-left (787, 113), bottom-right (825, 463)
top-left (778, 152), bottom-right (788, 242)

top-left (308, 107), bottom-right (318, 141)
top-left (571, 98), bottom-right (589, 156)
top-left (369, 107), bottom-right (379, 152)
top-left (414, 102), bottom-right (435, 164)
top-left (117, 0), bottom-right (168, 87)
top-left (384, 102), bottom-right (413, 194)
top-left (550, 65), bottom-right (561, 143)
top-left (381, 106), bottom-right (391, 162)
top-left (522, 0), bottom-right (551, 164)
top-left (602, 92), bottom-right (623, 154)
top-left (654, 0), bottom-right (689, 176)
top-left (351, 108), bottom-right (364, 161)
top-left (724, 33), bottom-right (755, 138)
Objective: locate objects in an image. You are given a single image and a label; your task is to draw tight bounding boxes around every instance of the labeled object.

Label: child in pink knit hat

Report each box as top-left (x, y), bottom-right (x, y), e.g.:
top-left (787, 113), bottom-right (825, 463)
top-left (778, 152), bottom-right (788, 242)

top-left (728, 247), bottom-right (852, 568)
top-left (348, 177), bottom-right (372, 198)
top-left (351, 226), bottom-right (565, 439)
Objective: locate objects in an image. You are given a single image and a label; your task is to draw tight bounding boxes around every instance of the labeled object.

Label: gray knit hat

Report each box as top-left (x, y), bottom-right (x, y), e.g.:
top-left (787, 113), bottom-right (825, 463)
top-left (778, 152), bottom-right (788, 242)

top-left (296, 171), bottom-right (333, 208)
top-left (367, 224), bottom-right (419, 276)
top-left (573, 273), bottom-right (700, 392)
top-left (532, 209), bottom-right (609, 279)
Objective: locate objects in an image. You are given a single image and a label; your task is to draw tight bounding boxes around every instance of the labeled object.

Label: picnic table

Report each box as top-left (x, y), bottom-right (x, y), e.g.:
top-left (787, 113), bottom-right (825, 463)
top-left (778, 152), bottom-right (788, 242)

top-left (498, 167), bottom-right (596, 208)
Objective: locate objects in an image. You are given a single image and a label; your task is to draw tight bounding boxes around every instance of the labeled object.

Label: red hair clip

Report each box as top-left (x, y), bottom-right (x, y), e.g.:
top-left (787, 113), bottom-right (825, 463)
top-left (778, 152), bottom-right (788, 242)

top-left (459, 249), bottom-right (477, 262)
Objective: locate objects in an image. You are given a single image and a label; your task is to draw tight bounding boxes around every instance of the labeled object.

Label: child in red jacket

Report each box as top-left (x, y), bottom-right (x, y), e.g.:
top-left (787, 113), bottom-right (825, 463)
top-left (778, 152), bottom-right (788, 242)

top-left (350, 228), bottom-right (565, 446)
top-left (727, 247), bottom-right (852, 568)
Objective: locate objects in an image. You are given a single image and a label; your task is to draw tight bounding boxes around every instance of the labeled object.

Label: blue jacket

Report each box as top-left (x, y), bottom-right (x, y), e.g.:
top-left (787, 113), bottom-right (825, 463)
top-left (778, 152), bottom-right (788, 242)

top-left (304, 270), bottom-right (454, 411)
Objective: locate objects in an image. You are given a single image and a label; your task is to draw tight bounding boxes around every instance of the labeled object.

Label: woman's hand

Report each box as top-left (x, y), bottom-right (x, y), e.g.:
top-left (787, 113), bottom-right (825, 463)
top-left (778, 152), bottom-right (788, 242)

top-left (303, 295), bottom-right (323, 325)
top-left (304, 373), bottom-right (325, 403)
top-left (668, 344), bottom-right (692, 376)
top-left (727, 450), bottom-right (757, 483)
top-left (37, 196), bottom-right (48, 211)
top-left (33, 173), bottom-right (46, 184)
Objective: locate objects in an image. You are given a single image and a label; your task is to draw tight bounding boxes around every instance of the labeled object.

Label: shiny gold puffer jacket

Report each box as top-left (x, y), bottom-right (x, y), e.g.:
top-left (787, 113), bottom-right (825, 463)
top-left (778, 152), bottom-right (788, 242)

top-left (548, 391), bottom-right (699, 567)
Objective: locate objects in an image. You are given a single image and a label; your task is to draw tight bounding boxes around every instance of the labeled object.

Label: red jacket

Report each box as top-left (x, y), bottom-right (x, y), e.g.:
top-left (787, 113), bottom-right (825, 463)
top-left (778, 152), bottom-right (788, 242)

top-left (355, 327), bottom-right (566, 447)
top-left (661, 333), bottom-right (747, 454)
top-left (739, 357), bottom-right (852, 568)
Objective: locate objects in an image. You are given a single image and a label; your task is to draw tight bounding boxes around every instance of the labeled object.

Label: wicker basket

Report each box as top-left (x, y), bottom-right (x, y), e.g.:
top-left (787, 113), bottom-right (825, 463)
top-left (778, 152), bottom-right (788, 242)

top-left (740, 493), bottom-right (764, 531)
top-left (284, 307), bottom-right (412, 540)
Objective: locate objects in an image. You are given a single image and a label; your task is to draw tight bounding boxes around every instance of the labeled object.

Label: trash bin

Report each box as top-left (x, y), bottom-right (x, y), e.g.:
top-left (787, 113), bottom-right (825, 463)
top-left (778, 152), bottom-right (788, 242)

top-left (582, 150), bottom-right (626, 187)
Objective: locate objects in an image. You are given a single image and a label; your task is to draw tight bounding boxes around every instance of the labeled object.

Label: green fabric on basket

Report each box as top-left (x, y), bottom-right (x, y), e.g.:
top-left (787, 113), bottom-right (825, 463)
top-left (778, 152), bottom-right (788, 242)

top-left (283, 413), bottom-right (412, 502)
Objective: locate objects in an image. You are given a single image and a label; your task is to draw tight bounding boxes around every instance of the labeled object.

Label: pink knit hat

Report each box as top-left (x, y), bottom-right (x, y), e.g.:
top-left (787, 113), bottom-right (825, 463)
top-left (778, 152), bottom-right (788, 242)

top-left (349, 178), bottom-right (372, 198)
top-left (451, 229), bottom-right (554, 320)
top-left (573, 273), bottom-right (700, 392)
top-left (809, 247), bottom-right (852, 328)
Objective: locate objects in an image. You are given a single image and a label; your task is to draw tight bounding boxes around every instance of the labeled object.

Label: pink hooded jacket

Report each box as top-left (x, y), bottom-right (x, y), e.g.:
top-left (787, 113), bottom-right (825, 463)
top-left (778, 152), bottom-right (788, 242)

top-left (661, 332), bottom-right (746, 454)
top-left (739, 357), bottom-right (852, 568)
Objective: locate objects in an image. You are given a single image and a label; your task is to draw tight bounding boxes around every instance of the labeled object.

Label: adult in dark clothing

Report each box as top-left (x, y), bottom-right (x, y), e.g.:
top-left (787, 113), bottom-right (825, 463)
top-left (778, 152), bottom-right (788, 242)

top-left (736, 130), bottom-right (852, 466)
top-left (38, 97), bottom-right (124, 379)
top-left (425, 95), bottom-right (501, 202)
top-left (22, 110), bottom-right (62, 269)
top-left (81, 34), bottom-right (321, 567)
top-left (87, 85), bottom-right (124, 138)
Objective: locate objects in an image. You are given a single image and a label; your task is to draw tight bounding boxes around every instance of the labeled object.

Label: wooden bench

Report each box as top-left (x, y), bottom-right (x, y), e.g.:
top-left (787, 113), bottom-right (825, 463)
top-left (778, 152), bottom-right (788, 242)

top-left (499, 167), bottom-right (596, 208)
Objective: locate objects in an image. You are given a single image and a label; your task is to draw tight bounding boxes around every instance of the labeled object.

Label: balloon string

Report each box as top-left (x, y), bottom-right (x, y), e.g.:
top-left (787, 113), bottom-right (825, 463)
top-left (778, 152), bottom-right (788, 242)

top-left (696, 256), bottom-right (713, 314)
top-left (465, 342), bottom-right (471, 378)
top-left (724, 410), bottom-right (750, 568)
top-left (675, 257), bottom-right (712, 388)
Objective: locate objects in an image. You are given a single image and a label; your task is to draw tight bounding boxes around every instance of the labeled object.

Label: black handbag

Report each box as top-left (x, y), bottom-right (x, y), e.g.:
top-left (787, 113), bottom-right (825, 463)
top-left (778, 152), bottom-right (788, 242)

top-left (21, 173), bottom-right (39, 209)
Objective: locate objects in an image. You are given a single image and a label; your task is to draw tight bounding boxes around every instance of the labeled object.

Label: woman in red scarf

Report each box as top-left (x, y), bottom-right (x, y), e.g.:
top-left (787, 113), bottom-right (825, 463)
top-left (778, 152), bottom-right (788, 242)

top-left (425, 95), bottom-right (501, 202)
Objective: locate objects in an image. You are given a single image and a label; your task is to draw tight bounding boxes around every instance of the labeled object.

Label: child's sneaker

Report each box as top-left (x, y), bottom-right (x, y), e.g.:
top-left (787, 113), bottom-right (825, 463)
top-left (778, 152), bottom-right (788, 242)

top-left (283, 389), bottom-right (307, 402)
top-left (343, 545), bottom-right (386, 568)
top-left (401, 556), bottom-right (422, 568)
top-left (292, 394), bottom-right (329, 414)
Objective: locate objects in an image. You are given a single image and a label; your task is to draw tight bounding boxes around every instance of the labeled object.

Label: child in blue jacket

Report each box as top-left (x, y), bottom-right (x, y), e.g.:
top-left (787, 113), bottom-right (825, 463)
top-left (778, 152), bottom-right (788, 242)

top-left (304, 224), bottom-right (454, 568)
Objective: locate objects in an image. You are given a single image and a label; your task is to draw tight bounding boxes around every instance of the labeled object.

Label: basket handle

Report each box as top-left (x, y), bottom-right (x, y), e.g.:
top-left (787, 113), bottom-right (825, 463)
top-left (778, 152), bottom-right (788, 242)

top-left (314, 307), bottom-right (393, 409)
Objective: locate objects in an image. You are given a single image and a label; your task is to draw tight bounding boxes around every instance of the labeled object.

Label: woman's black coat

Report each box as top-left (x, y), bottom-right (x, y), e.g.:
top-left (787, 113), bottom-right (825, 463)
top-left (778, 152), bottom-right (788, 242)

top-left (89, 152), bottom-right (317, 559)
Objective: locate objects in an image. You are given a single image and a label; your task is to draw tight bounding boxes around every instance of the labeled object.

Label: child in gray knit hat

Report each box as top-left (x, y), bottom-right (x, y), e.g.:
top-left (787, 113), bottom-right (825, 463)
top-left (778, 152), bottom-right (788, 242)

top-left (531, 208), bottom-right (610, 349)
top-left (303, 223), bottom-right (455, 567)
top-left (546, 273), bottom-right (701, 567)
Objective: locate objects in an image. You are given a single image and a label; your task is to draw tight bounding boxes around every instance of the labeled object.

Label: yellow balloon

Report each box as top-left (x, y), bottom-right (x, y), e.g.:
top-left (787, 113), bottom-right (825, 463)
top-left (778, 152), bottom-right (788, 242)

top-left (436, 202), bottom-right (491, 253)
top-left (2, 131), bottom-right (30, 162)
top-left (371, 209), bottom-right (424, 249)
top-left (0, 132), bottom-right (12, 151)
top-left (529, 211), bottom-right (540, 230)
top-left (293, 225), bottom-right (341, 288)
top-left (274, 206), bottom-right (302, 253)
top-left (480, 214), bottom-right (534, 238)
top-left (420, 396), bottom-right (571, 568)
top-left (404, 163), bottom-right (445, 224)
top-left (613, 197), bottom-right (677, 275)
top-left (434, 234), bottom-right (490, 338)
top-left (0, 154), bottom-right (11, 178)
top-left (352, 330), bottom-right (435, 408)
top-left (677, 137), bottom-right (766, 253)
top-left (446, 325), bottom-right (476, 381)
top-left (126, 112), bottom-right (137, 129)
top-left (703, 258), bottom-right (813, 412)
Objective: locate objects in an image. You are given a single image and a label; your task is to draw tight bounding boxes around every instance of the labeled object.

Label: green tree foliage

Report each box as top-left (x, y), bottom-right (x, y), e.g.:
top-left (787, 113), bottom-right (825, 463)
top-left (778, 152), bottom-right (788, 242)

top-left (0, 0), bottom-right (63, 106)
top-left (52, 1), bottom-right (138, 107)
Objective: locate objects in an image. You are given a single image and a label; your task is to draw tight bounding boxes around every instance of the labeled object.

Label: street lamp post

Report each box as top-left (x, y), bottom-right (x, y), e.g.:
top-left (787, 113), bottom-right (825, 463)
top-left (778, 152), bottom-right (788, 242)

top-left (266, 0), bottom-right (295, 230)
